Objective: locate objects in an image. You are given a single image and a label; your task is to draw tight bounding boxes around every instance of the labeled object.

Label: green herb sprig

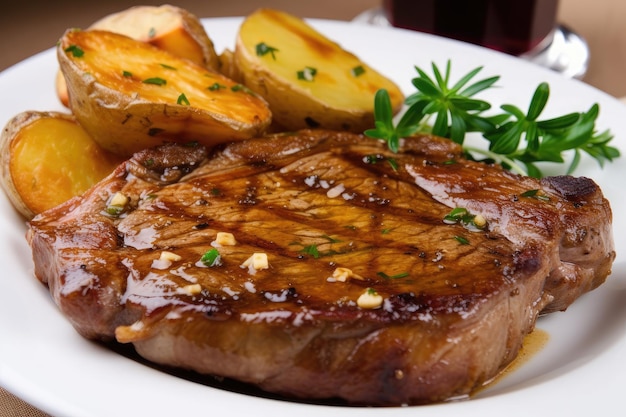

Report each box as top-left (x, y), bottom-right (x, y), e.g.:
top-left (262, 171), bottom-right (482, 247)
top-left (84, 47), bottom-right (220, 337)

top-left (365, 60), bottom-right (620, 178)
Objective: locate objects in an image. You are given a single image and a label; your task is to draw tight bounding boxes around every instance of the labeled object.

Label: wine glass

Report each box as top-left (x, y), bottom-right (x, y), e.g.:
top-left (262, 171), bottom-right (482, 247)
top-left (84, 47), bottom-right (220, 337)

top-left (353, 0), bottom-right (589, 79)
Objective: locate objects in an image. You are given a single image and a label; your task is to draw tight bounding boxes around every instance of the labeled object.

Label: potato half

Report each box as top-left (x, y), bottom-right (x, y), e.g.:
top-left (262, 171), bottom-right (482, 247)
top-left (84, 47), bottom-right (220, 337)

top-left (57, 29), bottom-right (272, 156)
top-left (0, 111), bottom-right (123, 219)
top-left (234, 8), bottom-right (405, 132)
top-left (56, 4), bottom-right (221, 107)
top-left (88, 4), bottom-right (221, 70)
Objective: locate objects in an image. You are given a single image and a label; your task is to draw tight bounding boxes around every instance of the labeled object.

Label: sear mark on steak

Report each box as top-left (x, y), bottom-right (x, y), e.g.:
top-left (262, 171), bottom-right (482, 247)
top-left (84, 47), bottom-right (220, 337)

top-left (542, 175), bottom-right (599, 200)
top-left (26, 129), bottom-right (615, 406)
top-left (127, 142), bottom-right (208, 184)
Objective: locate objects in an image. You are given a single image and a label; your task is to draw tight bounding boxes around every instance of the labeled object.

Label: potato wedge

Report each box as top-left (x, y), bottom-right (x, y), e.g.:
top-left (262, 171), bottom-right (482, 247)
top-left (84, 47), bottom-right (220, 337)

top-left (218, 48), bottom-right (244, 84)
top-left (0, 112), bottom-right (123, 219)
top-left (234, 9), bottom-right (404, 132)
top-left (89, 5), bottom-right (221, 70)
top-left (57, 29), bottom-right (272, 156)
top-left (56, 4), bottom-right (221, 107)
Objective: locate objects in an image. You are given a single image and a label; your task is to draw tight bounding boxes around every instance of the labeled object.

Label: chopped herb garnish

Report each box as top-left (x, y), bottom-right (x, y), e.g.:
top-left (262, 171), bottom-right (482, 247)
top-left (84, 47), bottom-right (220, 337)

top-left (377, 271), bottom-right (409, 279)
top-left (148, 27), bottom-right (156, 38)
top-left (105, 206), bottom-right (123, 216)
top-left (364, 154), bottom-right (381, 164)
top-left (104, 204), bottom-right (124, 216)
top-left (122, 70), bottom-right (133, 77)
top-left (177, 93), bottom-right (190, 105)
top-left (231, 84), bottom-right (254, 94)
top-left (386, 158), bottom-right (399, 171)
top-left (364, 60), bottom-right (620, 177)
top-left (520, 189), bottom-right (550, 201)
top-left (351, 65), bottom-right (366, 77)
top-left (444, 207), bottom-right (486, 231)
top-left (104, 192), bottom-right (128, 217)
top-left (521, 189), bottom-right (539, 197)
top-left (64, 45), bottom-right (84, 58)
top-left (297, 236), bottom-right (341, 259)
top-left (208, 82), bottom-right (227, 91)
top-left (454, 235), bottom-right (470, 245)
top-left (256, 42), bottom-right (279, 59)
top-left (297, 66), bottom-right (317, 82)
top-left (200, 248), bottom-right (222, 267)
top-left (143, 77), bottom-right (167, 86)
top-left (363, 154), bottom-right (398, 171)
top-left (443, 207), bottom-right (471, 224)
top-left (160, 63), bottom-right (177, 70)
top-left (321, 235), bottom-right (341, 243)
top-left (300, 244), bottom-right (320, 259)
top-left (381, 228), bottom-right (392, 234)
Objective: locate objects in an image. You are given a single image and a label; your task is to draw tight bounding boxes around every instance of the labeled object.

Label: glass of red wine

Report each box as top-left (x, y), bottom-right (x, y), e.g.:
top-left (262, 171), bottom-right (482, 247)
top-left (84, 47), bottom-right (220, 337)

top-left (354, 0), bottom-right (589, 79)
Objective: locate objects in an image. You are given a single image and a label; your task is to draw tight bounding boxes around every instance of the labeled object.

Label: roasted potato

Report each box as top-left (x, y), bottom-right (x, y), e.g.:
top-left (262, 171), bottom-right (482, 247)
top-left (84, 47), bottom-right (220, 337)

top-left (218, 48), bottom-right (244, 84)
top-left (0, 111), bottom-right (123, 219)
top-left (57, 29), bottom-right (272, 157)
top-left (56, 4), bottom-right (221, 107)
top-left (234, 9), bottom-right (405, 132)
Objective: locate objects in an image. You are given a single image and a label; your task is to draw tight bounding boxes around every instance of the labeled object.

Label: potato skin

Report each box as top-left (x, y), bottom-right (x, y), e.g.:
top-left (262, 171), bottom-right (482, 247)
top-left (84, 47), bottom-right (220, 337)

top-left (58, 29), bottom-right (272, 157)
top-left (234, 9), bottom-right (404, 133)
top-left (56, 4), bottom-right (221, 108)
top-left (0, 111), bottom-right (123, 219)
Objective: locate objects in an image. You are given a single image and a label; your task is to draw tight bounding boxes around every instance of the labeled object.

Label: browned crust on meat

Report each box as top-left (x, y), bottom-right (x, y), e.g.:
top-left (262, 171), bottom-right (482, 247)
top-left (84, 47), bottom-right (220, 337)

top-left (26, 130), bottom-right (614, 405)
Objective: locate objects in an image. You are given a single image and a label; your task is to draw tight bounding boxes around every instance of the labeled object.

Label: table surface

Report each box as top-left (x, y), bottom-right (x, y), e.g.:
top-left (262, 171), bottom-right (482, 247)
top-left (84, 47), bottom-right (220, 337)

top-left (1, 0), bottom-right (624, 416)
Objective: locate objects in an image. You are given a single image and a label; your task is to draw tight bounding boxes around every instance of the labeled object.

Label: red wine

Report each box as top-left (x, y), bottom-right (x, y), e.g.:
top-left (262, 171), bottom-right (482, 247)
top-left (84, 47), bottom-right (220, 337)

top-left (383, 0), bottom-right (558, 55)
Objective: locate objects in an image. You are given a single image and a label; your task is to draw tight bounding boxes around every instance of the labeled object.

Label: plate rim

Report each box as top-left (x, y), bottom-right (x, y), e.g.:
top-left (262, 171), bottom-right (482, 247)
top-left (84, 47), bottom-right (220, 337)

top-left (1, 15), bottom-right (625, 417)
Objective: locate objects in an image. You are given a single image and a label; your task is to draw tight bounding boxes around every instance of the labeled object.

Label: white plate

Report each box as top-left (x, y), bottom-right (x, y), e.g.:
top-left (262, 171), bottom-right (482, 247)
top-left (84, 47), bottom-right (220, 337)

top-left (1, 17), bottom-right (625, 417)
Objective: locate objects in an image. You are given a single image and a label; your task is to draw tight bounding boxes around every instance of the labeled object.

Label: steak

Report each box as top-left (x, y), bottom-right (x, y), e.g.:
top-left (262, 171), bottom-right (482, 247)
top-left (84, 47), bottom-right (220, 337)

top-left (26, 129), bottom-right (615, 406)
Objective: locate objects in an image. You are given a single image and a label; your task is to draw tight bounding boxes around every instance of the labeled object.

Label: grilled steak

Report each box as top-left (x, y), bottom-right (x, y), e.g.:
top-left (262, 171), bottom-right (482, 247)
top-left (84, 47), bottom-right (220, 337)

top-left (27, 129), bottom-right (615, 406)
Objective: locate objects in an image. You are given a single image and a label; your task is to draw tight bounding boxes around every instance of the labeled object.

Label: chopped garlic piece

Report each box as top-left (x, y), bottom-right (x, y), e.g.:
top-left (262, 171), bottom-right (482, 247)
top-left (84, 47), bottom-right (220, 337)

top-left (109, 191), bottom-right (129, 207)
top-left (160, 251), bottom-right (182, 262)
top-left (212, 232), bottom-right (237, 247)
top-left (357, 288), bottom-right (384, 309)
top-left (329, 267), bottom-right (363, 282)
top-left (151, 259), bottom-right (171, 270)
top-left (151, 251), bottom-right (182, 270)
top-left (241, 253), bottom-right (269, 274)
top-left (177, 284), bottom-right (202, 295)
top-left (327, 183), bottom-right (345, 198)
top-left (473, 214), bottom-right (487, 228)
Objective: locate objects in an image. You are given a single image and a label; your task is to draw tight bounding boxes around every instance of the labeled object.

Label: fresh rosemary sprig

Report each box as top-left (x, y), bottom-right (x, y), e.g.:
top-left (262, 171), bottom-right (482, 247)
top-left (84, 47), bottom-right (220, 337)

top-left (364, 60), bottom-right (620, 177)
top-left (405, 61), bottom-right (504, 144)
top-left (364, 88), bottom-right (424, 152)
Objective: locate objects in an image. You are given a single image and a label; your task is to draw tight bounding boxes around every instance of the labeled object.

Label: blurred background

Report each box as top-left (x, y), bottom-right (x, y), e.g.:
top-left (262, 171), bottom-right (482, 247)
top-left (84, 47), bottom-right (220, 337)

top-left (0, 0), bottom-right (624, 97)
